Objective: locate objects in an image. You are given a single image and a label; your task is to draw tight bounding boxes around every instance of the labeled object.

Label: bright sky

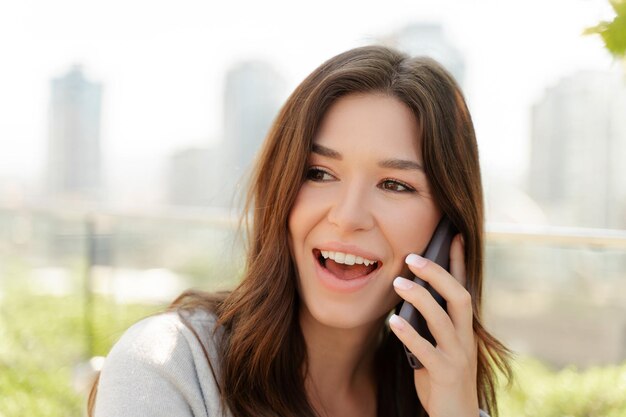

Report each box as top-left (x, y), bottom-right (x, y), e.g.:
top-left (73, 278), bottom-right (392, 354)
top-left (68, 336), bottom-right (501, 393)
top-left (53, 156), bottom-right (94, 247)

top-left (0, 0), bottom-right (617, 203)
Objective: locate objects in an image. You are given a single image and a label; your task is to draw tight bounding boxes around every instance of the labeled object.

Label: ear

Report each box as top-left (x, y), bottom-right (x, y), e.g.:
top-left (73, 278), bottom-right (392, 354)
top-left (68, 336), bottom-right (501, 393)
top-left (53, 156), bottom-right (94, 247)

top-left (449, 233), bottom-right (467, 288)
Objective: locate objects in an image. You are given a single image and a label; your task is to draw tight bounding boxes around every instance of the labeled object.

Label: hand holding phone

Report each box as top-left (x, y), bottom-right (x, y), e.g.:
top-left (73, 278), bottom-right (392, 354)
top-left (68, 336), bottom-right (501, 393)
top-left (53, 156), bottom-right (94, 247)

top-left (398, 216), bottom-right (458, 369)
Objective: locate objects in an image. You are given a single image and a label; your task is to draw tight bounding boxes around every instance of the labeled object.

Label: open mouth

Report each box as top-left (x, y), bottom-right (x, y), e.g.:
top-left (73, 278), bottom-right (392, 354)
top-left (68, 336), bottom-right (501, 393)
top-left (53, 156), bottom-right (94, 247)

top-left (313, 248), bottom-right (382, 280)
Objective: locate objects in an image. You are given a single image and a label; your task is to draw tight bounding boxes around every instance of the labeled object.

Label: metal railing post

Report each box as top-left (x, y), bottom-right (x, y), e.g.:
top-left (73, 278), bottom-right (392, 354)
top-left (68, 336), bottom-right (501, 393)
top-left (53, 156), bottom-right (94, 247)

top-left (84, 214), bottom-right (95, 358)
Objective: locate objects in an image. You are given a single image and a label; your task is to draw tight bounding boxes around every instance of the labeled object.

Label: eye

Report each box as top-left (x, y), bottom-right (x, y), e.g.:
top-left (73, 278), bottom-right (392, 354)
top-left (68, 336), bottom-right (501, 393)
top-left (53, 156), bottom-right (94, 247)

top-left (379, 179), bottom-right (415, 193)
top-left (306, 167), bottom-right (336, 182)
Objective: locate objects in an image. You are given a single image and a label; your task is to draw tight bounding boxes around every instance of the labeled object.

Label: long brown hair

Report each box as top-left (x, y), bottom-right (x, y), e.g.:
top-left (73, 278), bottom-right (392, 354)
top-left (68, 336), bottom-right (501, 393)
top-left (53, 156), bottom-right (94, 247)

top-left (89, 45), bottom-right (512, 417)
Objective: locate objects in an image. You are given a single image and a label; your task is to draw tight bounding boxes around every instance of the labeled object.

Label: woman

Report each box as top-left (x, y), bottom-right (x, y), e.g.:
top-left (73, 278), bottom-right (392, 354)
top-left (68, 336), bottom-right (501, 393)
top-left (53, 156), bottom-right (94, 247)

top-left (89, 45), bottom-right (511, 417)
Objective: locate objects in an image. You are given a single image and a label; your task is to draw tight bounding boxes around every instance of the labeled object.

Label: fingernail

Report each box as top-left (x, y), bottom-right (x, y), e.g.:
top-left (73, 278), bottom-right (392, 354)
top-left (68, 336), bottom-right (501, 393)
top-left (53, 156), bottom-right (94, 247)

top-left (393, 276), bottom-right (415, 290)
top-left (406, 253), bottom-right (427, 268)
top-left (389, 314), bottom-right (405, 330)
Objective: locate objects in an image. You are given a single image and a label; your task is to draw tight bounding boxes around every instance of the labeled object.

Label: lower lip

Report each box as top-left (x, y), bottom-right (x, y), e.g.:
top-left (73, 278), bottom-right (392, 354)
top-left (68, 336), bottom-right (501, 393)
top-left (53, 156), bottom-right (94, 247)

top-left (313, 253), bottom-right (378, 293)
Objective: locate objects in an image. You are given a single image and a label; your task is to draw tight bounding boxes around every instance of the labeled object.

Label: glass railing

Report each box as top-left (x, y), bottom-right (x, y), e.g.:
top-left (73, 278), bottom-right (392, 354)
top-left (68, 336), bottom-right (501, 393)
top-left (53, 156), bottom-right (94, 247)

top-left (1, 206), bottom-right (625, 368)
top-left (484, 223), bottom-right (626, 368)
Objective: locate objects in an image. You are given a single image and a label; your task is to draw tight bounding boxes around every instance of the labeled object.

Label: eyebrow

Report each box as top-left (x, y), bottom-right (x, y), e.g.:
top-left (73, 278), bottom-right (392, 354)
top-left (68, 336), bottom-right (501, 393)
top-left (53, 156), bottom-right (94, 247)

top-left (311, 143), bottom-right (424, 172)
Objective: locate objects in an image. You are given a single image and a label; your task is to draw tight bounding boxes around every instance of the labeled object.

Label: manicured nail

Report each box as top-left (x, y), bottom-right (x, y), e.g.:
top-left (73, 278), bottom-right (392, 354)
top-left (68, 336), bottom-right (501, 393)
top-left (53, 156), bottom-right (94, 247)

top-left (393, 276), bottom-right (415, 290)
top-left (406, 253), bottom-right (427, 268)
top-left (389, 314), bottom-right (405, 330)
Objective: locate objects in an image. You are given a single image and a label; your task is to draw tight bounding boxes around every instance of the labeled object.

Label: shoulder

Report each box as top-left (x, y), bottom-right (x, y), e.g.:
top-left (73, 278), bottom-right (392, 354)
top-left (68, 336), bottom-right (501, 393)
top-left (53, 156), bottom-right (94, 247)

top-left (94, 309), bottom-right (229, 417)
top-left (118, 308), bottom-right (220, 354)
top-left (106, 308), bottom-right (222, 374)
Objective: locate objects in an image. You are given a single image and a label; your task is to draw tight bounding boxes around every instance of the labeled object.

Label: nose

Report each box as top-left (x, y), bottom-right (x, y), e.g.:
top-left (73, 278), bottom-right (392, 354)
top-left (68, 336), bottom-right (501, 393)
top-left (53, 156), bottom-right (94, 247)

top-left (327, 181), bottom-right (375, 234)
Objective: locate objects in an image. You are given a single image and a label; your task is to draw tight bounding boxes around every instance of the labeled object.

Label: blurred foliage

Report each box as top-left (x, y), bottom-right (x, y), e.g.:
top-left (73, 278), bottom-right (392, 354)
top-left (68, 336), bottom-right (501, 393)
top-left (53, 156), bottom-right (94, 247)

top-left (497, 356), bottom-right (626, 417)
top-left (0, 288), bottom-right (163, 417)
top-left (584, 0), bottom-right (626, 57)
top-left (1, 273), bottom-right (626, 416)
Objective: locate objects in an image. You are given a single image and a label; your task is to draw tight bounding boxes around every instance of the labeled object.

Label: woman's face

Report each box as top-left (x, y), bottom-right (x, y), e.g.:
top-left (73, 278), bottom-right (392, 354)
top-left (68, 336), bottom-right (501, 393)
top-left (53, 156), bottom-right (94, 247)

top-left (288, 93), bottom-right (443, 330)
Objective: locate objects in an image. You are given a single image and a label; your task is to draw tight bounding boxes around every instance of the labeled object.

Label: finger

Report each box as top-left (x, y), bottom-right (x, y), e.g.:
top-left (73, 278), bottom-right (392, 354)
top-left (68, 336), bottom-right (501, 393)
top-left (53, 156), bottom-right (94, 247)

top-left (449, 234), bottom-right (474, 348)
top-left (393, 277), bottom-right (458, 351)
top-left (388, 313), bottom-right (442, 370)
top-left (405, 253), bottom-right (474, 347)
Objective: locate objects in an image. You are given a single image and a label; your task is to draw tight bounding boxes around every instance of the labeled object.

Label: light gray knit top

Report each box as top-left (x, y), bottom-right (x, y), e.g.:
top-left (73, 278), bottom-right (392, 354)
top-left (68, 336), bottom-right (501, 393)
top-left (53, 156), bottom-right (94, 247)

top-left (94, 309), bottom-right (233, 417)
top-left (94, 308), bottom-right (490, 417)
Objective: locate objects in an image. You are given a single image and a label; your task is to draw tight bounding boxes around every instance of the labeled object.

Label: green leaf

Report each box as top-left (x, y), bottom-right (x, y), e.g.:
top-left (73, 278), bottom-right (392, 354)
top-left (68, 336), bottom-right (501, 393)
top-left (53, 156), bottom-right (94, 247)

top-left (603, 15), bottom-right (626, 55)
top-left (584, 0), bottom-right (626, 57)
top-left (609, 0), bottom-right (626, 16)
top-left (583, 22), bottom-right (610, 36)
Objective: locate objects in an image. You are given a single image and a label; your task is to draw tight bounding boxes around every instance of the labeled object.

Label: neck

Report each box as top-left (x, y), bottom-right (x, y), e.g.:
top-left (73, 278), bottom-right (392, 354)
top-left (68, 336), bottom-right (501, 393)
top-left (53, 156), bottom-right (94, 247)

top-left (299, 306), bottom-right (383, 416)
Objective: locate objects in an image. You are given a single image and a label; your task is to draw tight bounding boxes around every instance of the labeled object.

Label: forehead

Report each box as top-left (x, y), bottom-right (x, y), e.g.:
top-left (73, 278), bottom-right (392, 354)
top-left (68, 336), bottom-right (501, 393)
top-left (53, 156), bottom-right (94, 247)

top-left (313, 93), bottom-right (422, 160)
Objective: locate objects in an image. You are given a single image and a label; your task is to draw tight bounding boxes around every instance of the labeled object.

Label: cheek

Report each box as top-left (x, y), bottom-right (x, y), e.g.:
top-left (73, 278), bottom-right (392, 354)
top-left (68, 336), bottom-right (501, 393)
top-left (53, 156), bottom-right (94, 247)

top-left (383, 202), bottom-right (442, 256)
top-left (288, 186), bottom-right (322, 252)
top-left (287, 193), bottom-right (305, 252)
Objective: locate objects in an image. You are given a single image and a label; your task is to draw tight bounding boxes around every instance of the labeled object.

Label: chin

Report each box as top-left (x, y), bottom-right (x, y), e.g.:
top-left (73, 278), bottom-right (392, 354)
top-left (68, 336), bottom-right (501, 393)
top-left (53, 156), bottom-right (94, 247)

top-left (301, 292), bottom-right (397, 331)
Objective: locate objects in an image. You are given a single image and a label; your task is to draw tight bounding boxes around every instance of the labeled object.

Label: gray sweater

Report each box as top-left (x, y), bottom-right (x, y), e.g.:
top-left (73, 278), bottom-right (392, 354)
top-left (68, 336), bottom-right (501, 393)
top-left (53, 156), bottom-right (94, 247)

top-left (94, 309), bottom-right (490, 417)
top-left (94, 309), bottom-right (233, 417)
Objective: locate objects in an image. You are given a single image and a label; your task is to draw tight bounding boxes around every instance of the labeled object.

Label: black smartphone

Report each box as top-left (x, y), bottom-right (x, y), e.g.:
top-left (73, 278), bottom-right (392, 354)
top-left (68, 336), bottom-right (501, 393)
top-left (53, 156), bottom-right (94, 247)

top-left (398, 216), bottom-right (458, 369)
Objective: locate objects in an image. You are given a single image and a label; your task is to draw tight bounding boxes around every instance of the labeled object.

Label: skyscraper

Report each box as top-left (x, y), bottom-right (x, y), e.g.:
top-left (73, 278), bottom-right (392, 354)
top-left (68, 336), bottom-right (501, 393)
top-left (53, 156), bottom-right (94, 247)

top-left (46, 65), bottom-right (103, 203)
top-left (528, 70), bottom-right (626, 228)
top-left (215, 60), bottom-right (286, 208)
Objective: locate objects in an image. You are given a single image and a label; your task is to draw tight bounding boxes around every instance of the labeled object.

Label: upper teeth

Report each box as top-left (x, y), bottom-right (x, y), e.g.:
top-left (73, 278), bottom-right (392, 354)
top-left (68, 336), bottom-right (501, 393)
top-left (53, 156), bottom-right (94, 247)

top-left (321, 250), bottom-right (377, 266)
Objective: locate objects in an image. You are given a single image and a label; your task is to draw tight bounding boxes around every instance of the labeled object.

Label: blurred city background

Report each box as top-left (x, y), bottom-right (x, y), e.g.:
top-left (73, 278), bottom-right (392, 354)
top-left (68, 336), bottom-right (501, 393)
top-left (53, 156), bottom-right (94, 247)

top-left (1, 0), bottom-right (626, 415)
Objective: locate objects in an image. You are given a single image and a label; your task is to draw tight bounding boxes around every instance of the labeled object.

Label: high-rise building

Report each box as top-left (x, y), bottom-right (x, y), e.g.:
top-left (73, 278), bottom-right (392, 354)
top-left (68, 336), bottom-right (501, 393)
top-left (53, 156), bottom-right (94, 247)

top-left (528, 70), bottom-right (626, 228)
top-left (46, 65), bottom-right (103, 203)
top-left (165, 60), bottom-right (286, 209)
top-left (382, 22), bottom-right (466, 87)
top-left (215, 60), bottom-right (286, 208)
